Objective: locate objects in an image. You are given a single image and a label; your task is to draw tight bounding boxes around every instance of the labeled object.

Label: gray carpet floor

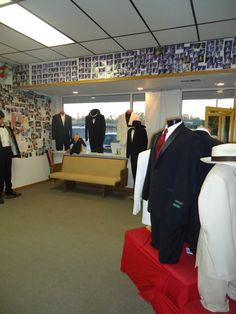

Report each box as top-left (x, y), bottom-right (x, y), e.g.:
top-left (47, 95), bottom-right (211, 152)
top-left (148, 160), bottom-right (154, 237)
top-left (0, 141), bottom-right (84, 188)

top-left (0, 181), bottom-right (154, 314)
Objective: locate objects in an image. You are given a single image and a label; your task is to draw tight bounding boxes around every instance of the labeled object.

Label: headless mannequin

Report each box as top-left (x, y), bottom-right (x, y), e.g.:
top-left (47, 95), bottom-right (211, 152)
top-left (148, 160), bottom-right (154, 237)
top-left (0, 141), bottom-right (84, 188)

top-left (126, 120), bottom-right (148, 182)
top-left (85, 109), bottom-right (106, 153)
top-left (52, 110), bottom-right (72, 150)
top-left (117, 109), bottom-right (139, 156)
top-left (90, 109), bottom-right (99, 118)
top-left (125, 109), bottom-right (132, 126)
top-left (142, 118), bottom-right (203, 263)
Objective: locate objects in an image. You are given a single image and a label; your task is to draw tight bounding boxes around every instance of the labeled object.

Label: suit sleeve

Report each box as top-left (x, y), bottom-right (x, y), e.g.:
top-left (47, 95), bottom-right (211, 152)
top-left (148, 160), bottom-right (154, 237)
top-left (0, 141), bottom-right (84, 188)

top-left (142, 133), bottom-right (158, 201)
top-left (81, 138), bottom-right (86, 146)
top-left (85, 116), bottom-right (88, 141)
top-left (68, 115), bottom-right (72, 139)
top-left (52, 115), bottom-right (56, 140)
top-left (133, 152), bottom-right (146, 215)
top-left (126, 128), bottom-right (131, 158)
top-left (101, 115), bottom-right (106, 142)
top-left (141, 129), bottom-right (148, 152)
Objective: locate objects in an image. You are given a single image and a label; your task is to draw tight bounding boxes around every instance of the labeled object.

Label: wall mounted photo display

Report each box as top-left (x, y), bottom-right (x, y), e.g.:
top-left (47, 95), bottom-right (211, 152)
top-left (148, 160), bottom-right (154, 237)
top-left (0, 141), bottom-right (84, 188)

top-left (12, 36), bottom-right (236, 87)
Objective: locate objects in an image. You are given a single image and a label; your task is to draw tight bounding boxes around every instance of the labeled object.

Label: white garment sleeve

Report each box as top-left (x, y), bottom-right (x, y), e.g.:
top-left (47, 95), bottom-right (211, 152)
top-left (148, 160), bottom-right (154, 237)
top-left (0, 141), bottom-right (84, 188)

top-left (133, 150), bottom-right (151, 226)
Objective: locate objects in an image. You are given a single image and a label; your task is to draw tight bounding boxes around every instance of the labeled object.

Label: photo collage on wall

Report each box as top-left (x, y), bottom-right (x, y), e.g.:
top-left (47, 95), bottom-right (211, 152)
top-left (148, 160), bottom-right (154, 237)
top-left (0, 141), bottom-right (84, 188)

top-left (30, 59), bottom-right (78, 85)
top-left (12, 64), bottom-right (29, 87)
top-left (13, 36), bottom-right (236, 87)
top-left (0, 84), bottom-right (52, 158)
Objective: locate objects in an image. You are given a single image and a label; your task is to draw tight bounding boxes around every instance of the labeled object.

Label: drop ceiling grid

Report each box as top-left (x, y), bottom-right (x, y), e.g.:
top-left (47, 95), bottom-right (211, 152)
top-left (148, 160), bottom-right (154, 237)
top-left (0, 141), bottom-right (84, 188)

top-left (193, 0), bottom-right (236, 23)
top-left (1, 52), bottom-right (41, 63)
top-left (131, 0), bottom-right (195, 30)
top-left (198, 20), bottom-right (236, 41)
top-left (0, 0), bottom-right (235, 64)
top-left (20, 0), bottom-right (108, 42)
top-left (52, 44), bottom-right (93, 58)
top-left (0, 42), bottom-right (18, 54)
top-left (153, 26), bottom-right (198, 46)
top-left (26, 48), bottom-right (66, 61)
top-left (72, 0), bottom-right (149, 37)
top-left (0, 24), bottom-right (44, 51)
top-left (115, 33), bottom-right (158, 50)
top-left (81, 38), bottom-right (124, 55)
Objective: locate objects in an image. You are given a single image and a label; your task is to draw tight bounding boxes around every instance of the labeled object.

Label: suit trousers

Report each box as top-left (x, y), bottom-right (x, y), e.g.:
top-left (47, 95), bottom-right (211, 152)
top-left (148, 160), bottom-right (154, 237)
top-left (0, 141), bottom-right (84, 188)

top-left (198, 269), bottom-right (236, 312)
top-left (0, 147), bottom-right (13, 195)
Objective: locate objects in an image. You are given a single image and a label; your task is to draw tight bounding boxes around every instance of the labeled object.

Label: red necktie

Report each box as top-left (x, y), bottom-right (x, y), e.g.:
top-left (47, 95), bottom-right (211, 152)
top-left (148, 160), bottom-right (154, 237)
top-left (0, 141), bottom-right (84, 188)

top-left (156, 128), bottom-right (168, 156)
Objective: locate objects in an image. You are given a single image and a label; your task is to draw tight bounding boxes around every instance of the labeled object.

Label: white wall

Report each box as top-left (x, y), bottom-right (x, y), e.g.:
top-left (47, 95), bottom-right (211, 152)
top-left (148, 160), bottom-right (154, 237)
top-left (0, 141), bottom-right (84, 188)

top-left (12, 155), bottom-right (50, 188)
top-left (145, 90), bottom-right (182, 144)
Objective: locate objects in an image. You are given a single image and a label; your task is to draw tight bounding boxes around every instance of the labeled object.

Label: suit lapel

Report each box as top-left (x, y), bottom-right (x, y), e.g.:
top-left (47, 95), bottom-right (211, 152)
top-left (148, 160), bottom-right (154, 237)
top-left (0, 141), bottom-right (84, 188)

top-left (156, 123), bottom-right (185, 159)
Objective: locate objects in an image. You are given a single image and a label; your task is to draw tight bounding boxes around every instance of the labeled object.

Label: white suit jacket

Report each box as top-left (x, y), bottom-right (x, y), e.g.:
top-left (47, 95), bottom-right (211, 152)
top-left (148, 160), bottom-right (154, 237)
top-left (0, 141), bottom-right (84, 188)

top-left (117, 112), bottom-right (139, 145)
top-left (133, 149), bottom-right (151, 226)
top-left (196, 164), bottom-right (236, 281)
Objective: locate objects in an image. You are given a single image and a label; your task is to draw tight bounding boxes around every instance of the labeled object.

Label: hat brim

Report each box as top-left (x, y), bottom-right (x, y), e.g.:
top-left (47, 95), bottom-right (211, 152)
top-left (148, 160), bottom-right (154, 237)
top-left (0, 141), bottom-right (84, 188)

top-left (201, 157), bottom-right (236, 167)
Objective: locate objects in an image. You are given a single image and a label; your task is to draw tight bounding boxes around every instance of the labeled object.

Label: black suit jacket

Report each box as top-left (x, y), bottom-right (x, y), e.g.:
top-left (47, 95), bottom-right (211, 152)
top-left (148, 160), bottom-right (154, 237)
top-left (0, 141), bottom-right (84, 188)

top-left (126, 123), bottom-right (148, 158)
top-left (85, 112), bottom-right (106, 153)
top-left (143, 123), bottom-right (204, 264)
top-left (52, 114), bottom-right (72, 150)
top-left (126, 122), bottom-right (148, 181)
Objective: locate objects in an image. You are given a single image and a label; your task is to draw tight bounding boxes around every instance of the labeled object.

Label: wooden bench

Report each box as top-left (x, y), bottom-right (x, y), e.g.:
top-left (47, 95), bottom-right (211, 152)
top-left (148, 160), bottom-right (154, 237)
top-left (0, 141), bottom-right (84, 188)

top-left (49, 153), bottom-right (128, 196)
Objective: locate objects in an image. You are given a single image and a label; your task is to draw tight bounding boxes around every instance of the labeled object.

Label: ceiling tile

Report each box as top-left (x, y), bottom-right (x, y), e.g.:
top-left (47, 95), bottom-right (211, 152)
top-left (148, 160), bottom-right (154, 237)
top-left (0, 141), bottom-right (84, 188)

top-left (115, 33), bottom-right (157, 50)
top-left (154, 26), bottom-right (198, 45)
top-left (1, 53), bottom-right (41, 64)
top-left (132, 0), bottom-right (194, 30)
top-left (72, 0), bottom-right (148, 36)
top-left (0, 43), bottom-right (18, 54)
top-left (0, 24), bottom-right (44, 51)
top-left (193, 0), bottom-right (236, 23)
top-left (53, 44), bottom-right (92, 58)
top-left (27, 48), bottom-right (65, 61)
top-left (21, 0), bottom-right (108, 42)
top-left (0, 56), bottom-right (17, 64)
top-left (198, 20), bottom-right (236, 41)
top-left (81, 39), bottom-right (123, 55)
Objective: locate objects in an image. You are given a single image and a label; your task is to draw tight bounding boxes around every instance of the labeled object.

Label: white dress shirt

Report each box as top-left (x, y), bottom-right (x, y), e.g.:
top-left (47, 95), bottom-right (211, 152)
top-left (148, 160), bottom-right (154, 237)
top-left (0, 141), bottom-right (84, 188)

top-left (0, 126), bottom-right (11, 147)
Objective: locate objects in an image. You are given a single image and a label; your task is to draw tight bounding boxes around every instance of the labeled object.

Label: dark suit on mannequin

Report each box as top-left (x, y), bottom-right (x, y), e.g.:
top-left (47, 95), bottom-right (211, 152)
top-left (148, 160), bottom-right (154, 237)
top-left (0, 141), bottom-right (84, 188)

top-left (0, 117), bottom-right (21, 203)
top-left (126, 120), bottom-right (148, 182)
top-left (85, 109), bottom-right (106, 153)
top-left (185, 128), bottom-right (222, 253)
top-left (143, 120), bottom-right (204, 264)
top-left (52, 112), bottom-right (72, 150)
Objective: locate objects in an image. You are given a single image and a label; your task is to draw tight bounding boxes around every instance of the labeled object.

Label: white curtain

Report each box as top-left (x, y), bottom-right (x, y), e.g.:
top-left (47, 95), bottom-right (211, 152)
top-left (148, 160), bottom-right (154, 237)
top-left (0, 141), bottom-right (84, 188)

top-left (145, 90), bottom-right (182, 145)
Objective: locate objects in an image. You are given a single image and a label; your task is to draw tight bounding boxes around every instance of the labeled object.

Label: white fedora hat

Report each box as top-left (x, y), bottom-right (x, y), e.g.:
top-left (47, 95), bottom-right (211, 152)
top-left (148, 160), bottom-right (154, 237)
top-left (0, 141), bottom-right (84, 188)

top-left (201, 143), bottom-right (236, 167)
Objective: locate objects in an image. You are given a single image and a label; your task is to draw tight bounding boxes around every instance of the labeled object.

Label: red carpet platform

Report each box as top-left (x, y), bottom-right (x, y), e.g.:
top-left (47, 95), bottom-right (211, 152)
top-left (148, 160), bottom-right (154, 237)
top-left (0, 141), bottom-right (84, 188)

top-left (121, 228), bottom-right (236, 314)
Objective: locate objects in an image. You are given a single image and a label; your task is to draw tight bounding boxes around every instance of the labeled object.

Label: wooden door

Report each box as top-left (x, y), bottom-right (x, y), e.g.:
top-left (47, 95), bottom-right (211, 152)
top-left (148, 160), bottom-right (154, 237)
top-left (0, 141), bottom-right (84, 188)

top-left (205, 106), bottom-right (235, 143)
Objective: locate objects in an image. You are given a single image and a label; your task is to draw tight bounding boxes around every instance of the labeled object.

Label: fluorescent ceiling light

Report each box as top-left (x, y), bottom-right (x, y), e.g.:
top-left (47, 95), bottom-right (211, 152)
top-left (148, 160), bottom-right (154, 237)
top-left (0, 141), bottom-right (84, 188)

top-left (0, 4), bottom-right (74, 47)
top-left (73, 91), bottom-right (79, 94)
top-left (0, 0), bottom-right (12, 6)
top-left (215, 82), bottom-right (225, 86)
top-left (137, 87), bottom-right (143, 90)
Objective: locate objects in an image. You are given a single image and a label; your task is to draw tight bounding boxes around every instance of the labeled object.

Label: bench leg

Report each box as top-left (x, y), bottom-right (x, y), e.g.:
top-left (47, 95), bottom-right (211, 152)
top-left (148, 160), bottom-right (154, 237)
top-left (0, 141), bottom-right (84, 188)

top-left (102, 185), bottom-right (113, 197)
top-left (64, 180), bottom-right (76, 191)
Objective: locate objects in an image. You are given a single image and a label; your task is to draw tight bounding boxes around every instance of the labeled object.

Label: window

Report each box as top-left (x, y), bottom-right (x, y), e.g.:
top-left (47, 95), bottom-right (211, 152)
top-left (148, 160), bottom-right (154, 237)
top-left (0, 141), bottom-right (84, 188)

top-left (63, 93), bottom-right (145, 140)
top-left (182, 90), bottom-right (234, 130)
top-left (133, 93), bottom-right (145, 124)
